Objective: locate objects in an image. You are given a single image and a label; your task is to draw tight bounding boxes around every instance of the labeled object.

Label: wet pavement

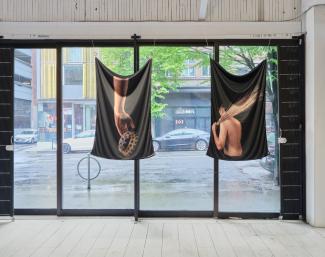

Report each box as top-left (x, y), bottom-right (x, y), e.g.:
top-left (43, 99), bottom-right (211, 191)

top-left (14, 144), bottom-right (280, 212)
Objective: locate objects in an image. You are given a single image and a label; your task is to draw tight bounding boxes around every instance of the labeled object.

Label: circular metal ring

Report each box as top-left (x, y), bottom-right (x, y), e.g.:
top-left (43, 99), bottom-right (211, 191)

top-left (77, 155), bottom-right (101, 181)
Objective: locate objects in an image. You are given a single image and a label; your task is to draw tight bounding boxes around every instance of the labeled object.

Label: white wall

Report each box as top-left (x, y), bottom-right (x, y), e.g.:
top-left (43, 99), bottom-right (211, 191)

top-left (0, 21), bottom-right (301, 40)
top-left (302, 0), bottom-right (325, 12)
top-left (305, 5), bottom-right (325, 227)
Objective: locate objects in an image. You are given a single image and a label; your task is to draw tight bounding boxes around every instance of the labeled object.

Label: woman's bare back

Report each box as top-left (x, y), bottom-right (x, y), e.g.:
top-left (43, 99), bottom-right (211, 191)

top-left (221, 117), bottom-right (242, 157)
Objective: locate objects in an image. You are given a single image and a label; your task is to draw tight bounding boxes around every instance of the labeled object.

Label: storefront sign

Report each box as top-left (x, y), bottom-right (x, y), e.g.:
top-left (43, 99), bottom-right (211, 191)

top-left (175, 107), bottom-right (195, 115)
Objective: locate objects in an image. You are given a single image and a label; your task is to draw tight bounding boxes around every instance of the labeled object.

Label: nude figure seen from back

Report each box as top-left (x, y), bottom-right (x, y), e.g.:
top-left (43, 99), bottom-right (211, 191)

top-left (212, 106), bottom-right (243, 157)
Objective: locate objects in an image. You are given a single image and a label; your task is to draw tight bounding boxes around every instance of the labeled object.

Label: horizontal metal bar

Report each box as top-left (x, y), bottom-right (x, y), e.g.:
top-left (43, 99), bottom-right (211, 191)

top-left (60, 209), bottom-right (134, 216)
top-left (279, 73), bottom-right (300, 76)
top-left (218, 212), bottom-right (280, 219)
top-left (281, 129), bottom-right (301, 131)
top-left (281, 185), bottom-right (302, 187)
top-left (279, 45), bottom-right (299, 48)
top-left (0, 37), bottom-right (300, 48)
top-left (14, 209), bottom-right (57, 215)
top-left (139, 210), bottom-right (213, 218)
top-left (280, 115), bottom-right (300, 118)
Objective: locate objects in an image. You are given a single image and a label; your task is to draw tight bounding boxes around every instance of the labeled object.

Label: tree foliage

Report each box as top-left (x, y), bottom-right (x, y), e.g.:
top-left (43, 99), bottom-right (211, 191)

top-left (100, 46), bottom-right (212, 118)
top-left (100, 47), bottom-right (134, 76)
top-left (219, 46), bottom-right (278, 102)
top-left (99, 45), bottom-right (277, 121)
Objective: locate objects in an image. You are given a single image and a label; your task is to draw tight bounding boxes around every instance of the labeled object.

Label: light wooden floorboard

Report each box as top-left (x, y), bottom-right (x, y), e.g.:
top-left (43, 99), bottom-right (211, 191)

top-left (0, 217), bottom-right (325, 257)
top-left (161, 223), bottom-right (179, 257)
top-left (142, 223), bottom-right (163, 257)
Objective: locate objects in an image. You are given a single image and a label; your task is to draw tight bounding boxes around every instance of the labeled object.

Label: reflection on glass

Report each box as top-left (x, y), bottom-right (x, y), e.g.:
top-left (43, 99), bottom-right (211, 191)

top-left (62, 47), bottom-right (134, 209)
top-left (218, 46), bottom-right (280, 212)
top-left (14, 49), bottom-right (57, 208)
top-left (140, 46), bottom-right (214, 210)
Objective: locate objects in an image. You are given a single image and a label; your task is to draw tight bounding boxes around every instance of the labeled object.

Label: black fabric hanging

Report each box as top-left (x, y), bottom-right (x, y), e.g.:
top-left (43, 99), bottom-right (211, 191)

top-left (207, 59), bottom-right (268, 160)
top-left (91, 58), bottom-right (154, 160)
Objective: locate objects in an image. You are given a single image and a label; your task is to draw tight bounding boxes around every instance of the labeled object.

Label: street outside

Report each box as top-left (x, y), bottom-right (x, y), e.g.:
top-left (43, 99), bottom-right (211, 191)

top-left (14, 143), bottom-right (280, 212)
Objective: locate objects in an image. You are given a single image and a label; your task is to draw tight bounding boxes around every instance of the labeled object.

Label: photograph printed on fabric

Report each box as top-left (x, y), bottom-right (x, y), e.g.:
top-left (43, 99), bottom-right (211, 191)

top-left (207, 59), bottom-right (268, 160)
top-left (91, 58), bottom-right (154, 160)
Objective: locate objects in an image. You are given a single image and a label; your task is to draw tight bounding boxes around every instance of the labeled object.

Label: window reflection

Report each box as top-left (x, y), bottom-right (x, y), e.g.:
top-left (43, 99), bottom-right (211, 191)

top-left (140, 47), bottom-right (213, 210)
top-left (14, 49), bottom-right (57, 208)
top-left (218, 46), bottom-right (280, 213)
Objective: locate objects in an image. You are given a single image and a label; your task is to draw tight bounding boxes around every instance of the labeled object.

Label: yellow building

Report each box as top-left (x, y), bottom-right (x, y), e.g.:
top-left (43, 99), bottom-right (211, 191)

top-left (39, 48), bottom-right (99, 138)
top-left (40, 48), bottom-right (98, 100)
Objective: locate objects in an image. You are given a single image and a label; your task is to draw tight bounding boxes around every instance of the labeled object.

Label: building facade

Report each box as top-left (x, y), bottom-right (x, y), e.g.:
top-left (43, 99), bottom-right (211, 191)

top-left (35, 48), bottom-right (275, 140)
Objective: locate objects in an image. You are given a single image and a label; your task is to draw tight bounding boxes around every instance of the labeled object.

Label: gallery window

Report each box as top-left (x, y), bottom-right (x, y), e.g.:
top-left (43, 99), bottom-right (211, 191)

top-left (8, 40), bottom-right (302, 218)
top-left (139, 46), bottom-right (214, 211)
top-left (14, 48), bottom-right (57, 209)
top-left (218, 45), bottom-right (280, 213)
top-left (62, 47), bottom-right (135, 210)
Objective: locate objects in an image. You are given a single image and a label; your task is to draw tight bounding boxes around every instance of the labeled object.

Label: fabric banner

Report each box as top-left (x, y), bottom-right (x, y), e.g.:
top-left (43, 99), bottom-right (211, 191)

top-left (207, 59), bottom-right (268, 160)
top-left (91, 58), bottom-right (154, 160)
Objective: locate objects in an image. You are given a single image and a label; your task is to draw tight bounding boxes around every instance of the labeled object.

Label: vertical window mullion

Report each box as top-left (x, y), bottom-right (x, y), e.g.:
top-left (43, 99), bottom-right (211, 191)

top-left (213, 42), bottom-right (219, 217)
top-left (56, 46), bottom-right (63, 216)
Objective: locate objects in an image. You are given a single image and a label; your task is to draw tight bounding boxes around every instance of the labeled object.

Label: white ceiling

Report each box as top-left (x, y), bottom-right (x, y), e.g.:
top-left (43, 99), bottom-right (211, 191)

top-left (0, 0), bottom-right (301, 22)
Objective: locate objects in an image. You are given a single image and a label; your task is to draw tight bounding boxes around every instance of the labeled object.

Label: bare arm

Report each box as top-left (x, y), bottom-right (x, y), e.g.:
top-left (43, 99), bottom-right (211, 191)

top-left (212, 122), bottom-right (227, 151)
top-left (113, 76), bottom-right (128, 113)
top-left (113, 76), bottom-right (135, 136)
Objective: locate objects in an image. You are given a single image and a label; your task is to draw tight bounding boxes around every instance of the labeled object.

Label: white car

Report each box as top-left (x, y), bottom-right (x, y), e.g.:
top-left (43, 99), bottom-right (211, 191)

top-left (15, 129), bottom-right (38, 144)
top-left (63, 130), bottom-right (95, 154)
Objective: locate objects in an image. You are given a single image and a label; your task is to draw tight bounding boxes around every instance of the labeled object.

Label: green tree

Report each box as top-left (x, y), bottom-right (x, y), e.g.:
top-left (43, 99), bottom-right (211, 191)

top-left (100, 46), bottom-right (212, 118)
top-left (99, 47), bottom-right (134, 76)
top-left (219, 46), bottom-right (278, 104)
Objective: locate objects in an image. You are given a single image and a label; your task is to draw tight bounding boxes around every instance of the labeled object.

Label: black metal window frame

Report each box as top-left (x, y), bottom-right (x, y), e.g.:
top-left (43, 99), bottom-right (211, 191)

top-left (0, 37), bottom-right (305, 220)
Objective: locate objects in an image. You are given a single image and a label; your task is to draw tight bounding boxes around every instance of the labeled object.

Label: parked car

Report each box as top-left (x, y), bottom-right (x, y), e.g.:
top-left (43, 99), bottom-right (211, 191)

top-left (267, 132), bottom-right (276, 157)
top-left (15, 129), bottom-right (38, 144)
top-left (153, 128), bottom-right (210, 152)
top-left (63, 130), bottom-right (95, 154)
top-left (260, 132), bottom-right (276, 172)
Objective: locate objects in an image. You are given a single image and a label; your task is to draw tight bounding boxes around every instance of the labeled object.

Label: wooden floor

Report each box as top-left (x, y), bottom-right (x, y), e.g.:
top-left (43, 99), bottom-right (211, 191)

top-left (0, 217), bottom-right (325, 257)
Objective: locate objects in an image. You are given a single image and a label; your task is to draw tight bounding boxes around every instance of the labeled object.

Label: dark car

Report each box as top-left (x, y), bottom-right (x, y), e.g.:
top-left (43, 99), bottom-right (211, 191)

top-left (260, 132), bottom-right (276, 173)
top-left (153, 128), bottom-right (210, 152)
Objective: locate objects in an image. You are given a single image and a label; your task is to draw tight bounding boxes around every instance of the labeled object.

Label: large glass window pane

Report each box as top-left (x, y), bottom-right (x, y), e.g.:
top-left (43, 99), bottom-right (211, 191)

top-left (218, 46), bottom-right (280, 213)
top-left (62, 47), bottom-right (134, 209)
top-left (140, 46), bottom-right (213, 210)
top-left (14, 49), bottom-right (57, 208)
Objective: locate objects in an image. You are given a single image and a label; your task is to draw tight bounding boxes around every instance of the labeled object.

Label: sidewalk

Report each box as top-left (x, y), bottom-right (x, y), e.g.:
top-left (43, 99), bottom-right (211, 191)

top-left (15, 142), bottom-right (56, 153)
